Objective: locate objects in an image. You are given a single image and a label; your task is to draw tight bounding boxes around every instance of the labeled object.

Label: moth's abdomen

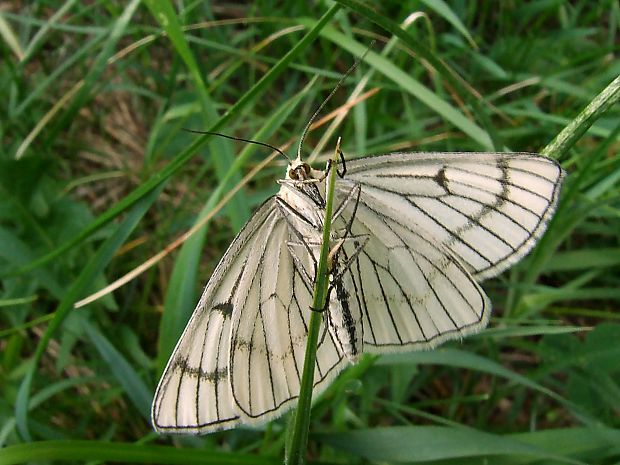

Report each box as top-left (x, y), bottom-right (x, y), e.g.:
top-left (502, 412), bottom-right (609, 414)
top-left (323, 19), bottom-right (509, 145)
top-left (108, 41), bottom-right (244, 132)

top-left (327, 278), bottom-right (363, 361)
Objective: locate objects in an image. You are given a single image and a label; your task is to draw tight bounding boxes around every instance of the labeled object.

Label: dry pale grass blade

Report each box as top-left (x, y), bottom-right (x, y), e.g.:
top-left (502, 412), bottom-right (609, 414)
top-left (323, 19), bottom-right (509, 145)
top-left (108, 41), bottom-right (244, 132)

top-left (116, 17), bottom-right (296, 61)
top-left (15, 82), bottom-right (83, 160)
top-left (208, 25), bottom-right (306, 84)
top-left (74, 149), bottom-right (279, 309)
top-left (307, 87), bottom-right (380, 163)
top-left (0, 13), bottom-right (24, 61)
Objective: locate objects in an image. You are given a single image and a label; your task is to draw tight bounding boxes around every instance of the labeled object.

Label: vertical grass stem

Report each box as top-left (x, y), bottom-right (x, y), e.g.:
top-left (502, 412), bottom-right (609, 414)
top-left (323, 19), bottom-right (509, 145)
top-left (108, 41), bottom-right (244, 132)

top-left (285, 139), bottom-right (342, 465)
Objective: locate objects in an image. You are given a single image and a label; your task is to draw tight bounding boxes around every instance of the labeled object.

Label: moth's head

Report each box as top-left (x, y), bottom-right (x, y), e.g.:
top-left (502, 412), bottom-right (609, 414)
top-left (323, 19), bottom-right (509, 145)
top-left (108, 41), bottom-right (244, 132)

top-left (286, 158), bottom-right (311, 181)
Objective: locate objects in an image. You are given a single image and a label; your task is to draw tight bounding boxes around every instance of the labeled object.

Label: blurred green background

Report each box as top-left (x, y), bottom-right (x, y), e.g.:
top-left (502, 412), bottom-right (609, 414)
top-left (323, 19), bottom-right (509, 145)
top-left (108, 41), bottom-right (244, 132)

top-left (1, 1), bottom-right (619, 464)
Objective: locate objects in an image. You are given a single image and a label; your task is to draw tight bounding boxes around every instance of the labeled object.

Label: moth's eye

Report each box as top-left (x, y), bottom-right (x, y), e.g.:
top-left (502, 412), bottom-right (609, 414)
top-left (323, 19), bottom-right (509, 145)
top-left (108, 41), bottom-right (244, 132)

top-left (303, 163), bottom-right (311, 176)
top-left (288, 169), bottom-right (297, 180)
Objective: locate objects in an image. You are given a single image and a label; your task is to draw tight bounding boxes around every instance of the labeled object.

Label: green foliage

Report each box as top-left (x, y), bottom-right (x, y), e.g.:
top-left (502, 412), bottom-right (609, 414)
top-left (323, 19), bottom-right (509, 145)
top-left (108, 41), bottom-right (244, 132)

top-left (1, 1), bottom-right (619, 464)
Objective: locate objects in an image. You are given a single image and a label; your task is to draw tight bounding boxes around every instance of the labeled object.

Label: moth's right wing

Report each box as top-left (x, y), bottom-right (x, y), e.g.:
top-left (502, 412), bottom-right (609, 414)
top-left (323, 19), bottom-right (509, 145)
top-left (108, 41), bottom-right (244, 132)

top-left (331, 152), bottom-right (563, 353)
top-left (342, 152), bottom-right (564, 281)
top-left (335, 189), bottom-right (490, 353)
top-left (332, 177), bottom-right (490, 354)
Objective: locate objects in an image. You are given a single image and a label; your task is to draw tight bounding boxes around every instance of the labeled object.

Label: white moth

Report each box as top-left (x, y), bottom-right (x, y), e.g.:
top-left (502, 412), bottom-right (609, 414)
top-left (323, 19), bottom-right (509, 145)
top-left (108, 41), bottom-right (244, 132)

top-left (151, 143), bottom-right (564, 434)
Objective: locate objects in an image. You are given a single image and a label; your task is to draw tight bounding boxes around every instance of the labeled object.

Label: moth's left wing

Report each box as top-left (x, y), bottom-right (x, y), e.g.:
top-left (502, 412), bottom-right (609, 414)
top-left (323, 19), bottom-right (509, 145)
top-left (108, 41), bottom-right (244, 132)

top-left (152, 198), bottom-right (282, 434)
top-left (228, 196), bottom-right (349, 425)
top-left (330, 152), bottom-right (563, 352)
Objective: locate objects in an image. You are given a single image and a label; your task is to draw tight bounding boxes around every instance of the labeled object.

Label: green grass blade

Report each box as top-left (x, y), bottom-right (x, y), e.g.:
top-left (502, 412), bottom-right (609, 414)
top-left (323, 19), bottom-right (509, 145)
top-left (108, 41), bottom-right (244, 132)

top-left (318, 426), bottom-right (604, 463)
top-left (286, 143), bottom-right (341, 465)
top-left (311, 25), bottom-right (493, 149)
top-left (542, 74), bottom-right (620, 159)
top-left (523, 75), bottom-right (620, 284)
top-left (143, 0), bottom-right (250, 230)
top-left (0, 11), bottom-right (24, 61)
top-left (0, 440), bottom-right (282, 465)
top-left (82, 318), bottom-right (152, 418)
top-left (379, 348), bottom-right (568, 405)
top-left (333, 0), bottom-right (495, 149)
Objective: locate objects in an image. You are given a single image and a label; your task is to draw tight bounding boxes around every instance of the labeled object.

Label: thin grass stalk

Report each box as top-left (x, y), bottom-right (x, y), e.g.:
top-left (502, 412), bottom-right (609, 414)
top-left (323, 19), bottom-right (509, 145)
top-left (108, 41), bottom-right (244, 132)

top-left (541, 74), bottom-right (620, 160)
top-left (285, 140), bottom-right (342, 465)
top-left (524, 74), bottom-right (620, 285)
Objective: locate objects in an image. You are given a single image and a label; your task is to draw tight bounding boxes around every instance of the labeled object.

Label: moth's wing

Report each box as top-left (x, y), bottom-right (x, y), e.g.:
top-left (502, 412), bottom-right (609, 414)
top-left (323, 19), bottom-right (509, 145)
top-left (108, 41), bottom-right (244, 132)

top-left (152, 198), bottom-right (282, 434)
top-left (342, 152), bottom-right (564, 281)
top-left (334, 184), bottom-right (490, 351)
top-left (228, 197), bottom-right (348, 425)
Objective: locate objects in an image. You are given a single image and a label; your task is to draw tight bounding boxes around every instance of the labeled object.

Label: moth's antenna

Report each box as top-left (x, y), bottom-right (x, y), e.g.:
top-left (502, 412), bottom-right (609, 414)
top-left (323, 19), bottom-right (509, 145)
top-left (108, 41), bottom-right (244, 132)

top-left (297, 41), bottom-right (375, 161)
top-left (184, 129), bottom-right (291, 162)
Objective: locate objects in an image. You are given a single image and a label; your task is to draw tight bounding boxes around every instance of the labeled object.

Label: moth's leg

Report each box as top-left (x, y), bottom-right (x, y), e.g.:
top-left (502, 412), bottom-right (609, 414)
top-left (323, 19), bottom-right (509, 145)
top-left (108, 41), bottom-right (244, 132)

top-left (331, 234), bottom-right (369, 282)
top-left (286, 241), bottom-right (315, 290)
top-left (329, 136), bottom-right (346, 178)
top-left (336, 144), bottom-right (346, 178)
top-left (312, 140), bottom-right (347, 183)
top-left (317, 310), bottom-right (330, 345)
top-left (321, 234), bottom-right (369, 309)
top-left (276, 197), bottom-right (321, 270)
top-left (332, 181), bottom-right (361, 227)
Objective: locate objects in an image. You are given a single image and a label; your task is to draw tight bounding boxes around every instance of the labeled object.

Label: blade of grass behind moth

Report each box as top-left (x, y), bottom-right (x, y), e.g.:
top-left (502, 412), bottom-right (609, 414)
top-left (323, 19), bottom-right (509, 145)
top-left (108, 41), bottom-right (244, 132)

top-left (15, 185), bottom-right (164, 441)
top-left (7, 4), bottom-right (341, 279)
top-left (81, 317), bottom-right (152, 418)
top-left (380, 348), bottom-right (569, 406)
top-left (206, 25), bottom-right (307, 94)
top-left (306, 22), bottom-right (494, 150)
top-left (0, 12), bottom-right (23, 60)
top-left (144, 0), bottom-right (250, 230)
top-left (316, 426), bottom-right (592, 463)
top-left (505, 83), bottom-right (620, 318)
top-left (332, 0), bottom-right (498, 149)
top-left (542, 74), bottom-right (620, 160)
top-left (0, 440), bottom-right (283, 465)
top-left (309, 13), bottom-right (428, 163)
top-left (286, 142), bottom-right (341, 465)
top-left (508, 124), bottom-right (620, 318)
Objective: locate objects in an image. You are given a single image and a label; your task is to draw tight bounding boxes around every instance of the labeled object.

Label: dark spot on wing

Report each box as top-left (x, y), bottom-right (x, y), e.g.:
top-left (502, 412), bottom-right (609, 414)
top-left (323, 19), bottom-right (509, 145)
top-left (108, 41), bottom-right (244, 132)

top-left (434, 166), bottom-right (449, 193)
top-left (213, 301), bottom-right (233, 318)
top-left (174, 357), bottom-right (228, 382)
